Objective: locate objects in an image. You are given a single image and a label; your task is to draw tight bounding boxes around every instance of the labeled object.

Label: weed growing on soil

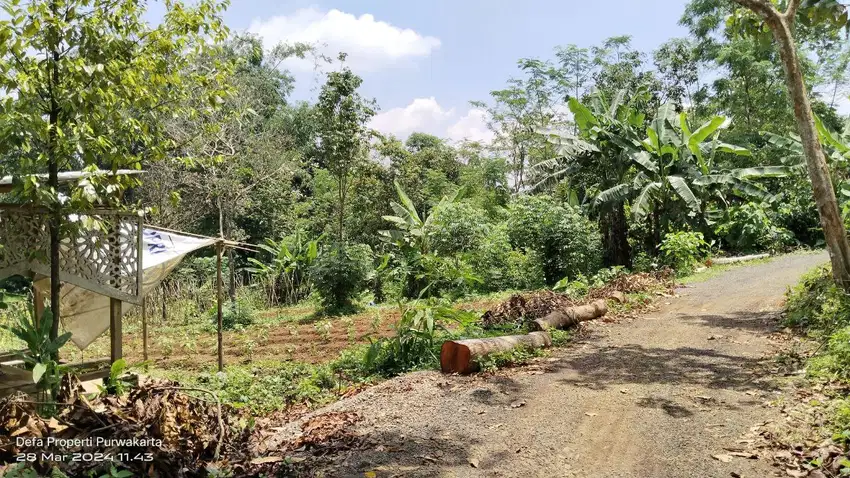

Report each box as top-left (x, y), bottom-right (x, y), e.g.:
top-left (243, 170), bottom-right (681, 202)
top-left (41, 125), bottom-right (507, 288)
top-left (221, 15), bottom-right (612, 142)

top-left (176, 354), bottom-right (379, 413)
top-left (365, 300), bottom-right (477, 376)
top-left (478, 345), bottom-right (543, 372)
top-left (314, 320), bottom-right (333, 342)
top-left (477, 329), bottom-right (570, 373)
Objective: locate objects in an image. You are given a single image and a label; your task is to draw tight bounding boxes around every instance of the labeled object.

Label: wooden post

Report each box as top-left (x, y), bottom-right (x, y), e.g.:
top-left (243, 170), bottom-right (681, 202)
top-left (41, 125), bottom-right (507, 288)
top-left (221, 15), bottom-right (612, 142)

top-left (32, 285), bottom-right (44, 328)
top-left (141, 297), bottom-right (148, 361)
top-left (216, 242), bottom-right (224, 372)
top-left (109, 215), bottom-right (123, 363)
top-left (110, 298), bottom-right (122, 362)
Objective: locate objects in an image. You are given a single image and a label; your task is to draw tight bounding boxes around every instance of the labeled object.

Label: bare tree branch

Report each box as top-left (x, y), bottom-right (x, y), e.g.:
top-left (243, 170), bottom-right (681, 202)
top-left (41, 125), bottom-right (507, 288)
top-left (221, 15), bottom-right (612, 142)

top-left (732, 0), bottom-right (781, 21)
top-left (784, 0), bottom-right (802, 24)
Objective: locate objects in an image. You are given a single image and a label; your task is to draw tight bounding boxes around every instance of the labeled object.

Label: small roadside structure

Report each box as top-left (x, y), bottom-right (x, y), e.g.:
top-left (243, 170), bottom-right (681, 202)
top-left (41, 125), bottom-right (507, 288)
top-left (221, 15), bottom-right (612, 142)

top-left (0, 170), bottom-right (228, 397)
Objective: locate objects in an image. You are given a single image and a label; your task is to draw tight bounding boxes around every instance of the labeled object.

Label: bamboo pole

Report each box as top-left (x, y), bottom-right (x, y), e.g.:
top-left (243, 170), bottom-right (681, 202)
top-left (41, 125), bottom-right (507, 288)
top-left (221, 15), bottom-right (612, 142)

top-left (216, 241), bottom-right (224, 372)
top-left (110, 298), bottom-right (122, 362)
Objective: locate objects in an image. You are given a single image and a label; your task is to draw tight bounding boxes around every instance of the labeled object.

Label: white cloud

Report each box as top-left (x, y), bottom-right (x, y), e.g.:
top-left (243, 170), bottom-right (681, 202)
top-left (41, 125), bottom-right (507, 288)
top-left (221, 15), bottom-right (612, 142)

top-left (446, 108), bottom-right (494, 144)
top-left (370, 97), bottom-right (454, 139)
top-left (248, 8), bottom-right (440, 72)
top-left (369, 97), bottom-right (495, 144)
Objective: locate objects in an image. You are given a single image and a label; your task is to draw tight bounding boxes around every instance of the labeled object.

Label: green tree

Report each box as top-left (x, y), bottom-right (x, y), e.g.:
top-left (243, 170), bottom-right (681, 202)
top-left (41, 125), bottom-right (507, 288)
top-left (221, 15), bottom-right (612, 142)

top-left (591, 36), bottom-right (663, 107)
top-left (555, 44), bottom-right (593, 102)
top-left (315, 58), bottom-right (376, 244)
top-left (535, 89), bottom-right (649, 267)
top-left (472, 58), bottom-right (560, 192)
top-left (653, 38), bottom-right (702, 111)
top-left (0, 0), bottom-right (230, 338)
top-left (728, 0), bottom-right (850, 290)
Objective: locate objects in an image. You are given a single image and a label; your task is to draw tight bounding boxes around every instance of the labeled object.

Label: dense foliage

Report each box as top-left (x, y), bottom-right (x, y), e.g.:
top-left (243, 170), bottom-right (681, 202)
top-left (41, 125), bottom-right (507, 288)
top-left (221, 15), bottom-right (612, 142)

top-left (0, 0), bottom-right (847, 317)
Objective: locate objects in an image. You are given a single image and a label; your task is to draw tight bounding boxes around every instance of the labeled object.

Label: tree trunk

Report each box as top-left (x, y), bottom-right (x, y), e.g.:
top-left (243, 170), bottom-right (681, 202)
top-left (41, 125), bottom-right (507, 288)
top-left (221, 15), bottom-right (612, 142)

top-left (47, 1), bottom-right (61, 344)
top-left (600, 202), bottom-right (631, 267)
top-left (765, 9), bottom-right (850, 291)
top-left (530, 299), bottom-right (608, 331)
top-left (440, 331), bottom-right (551, 375)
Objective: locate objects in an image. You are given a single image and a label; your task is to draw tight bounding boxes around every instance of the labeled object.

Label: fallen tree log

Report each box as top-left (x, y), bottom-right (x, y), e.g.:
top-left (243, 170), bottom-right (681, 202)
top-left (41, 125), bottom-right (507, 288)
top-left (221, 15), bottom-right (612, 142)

top-left (711, 253), bottom-right (769, 265)
top-left (440, 331), bottom-right (551, 375)
top-left (530, 299), bottom-right (608, 331)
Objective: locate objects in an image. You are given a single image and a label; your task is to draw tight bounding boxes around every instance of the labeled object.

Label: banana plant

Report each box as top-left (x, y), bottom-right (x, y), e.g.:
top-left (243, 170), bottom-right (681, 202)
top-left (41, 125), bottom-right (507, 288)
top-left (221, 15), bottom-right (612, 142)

top-left (378, 181), bottom-right (477, 298)
top-left (245, 231), bottom-right (319, 305)
top-left (378, 180), bottom-right (459, 255)
top-left (597, 104), bottom-right (788, 223)
top-left (532, 88), bottom-right (646, 193)
top-left (767, 117), bottom-right (850, 220)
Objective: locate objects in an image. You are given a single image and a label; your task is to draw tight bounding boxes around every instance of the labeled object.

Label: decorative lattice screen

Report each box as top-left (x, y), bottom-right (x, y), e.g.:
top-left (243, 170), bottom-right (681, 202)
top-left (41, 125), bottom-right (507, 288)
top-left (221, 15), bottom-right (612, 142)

top-left (0, 207), bottom-right (143, 303)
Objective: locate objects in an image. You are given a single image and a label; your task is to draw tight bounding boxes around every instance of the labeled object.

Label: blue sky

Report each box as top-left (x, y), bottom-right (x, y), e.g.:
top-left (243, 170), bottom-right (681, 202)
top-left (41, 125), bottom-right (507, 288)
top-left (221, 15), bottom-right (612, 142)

top-left (210, 0), bottom-right (693, 141)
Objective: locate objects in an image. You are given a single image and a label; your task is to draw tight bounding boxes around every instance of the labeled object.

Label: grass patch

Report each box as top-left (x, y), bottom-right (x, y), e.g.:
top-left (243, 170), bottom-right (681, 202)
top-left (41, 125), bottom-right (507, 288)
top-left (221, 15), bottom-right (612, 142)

top-left (678, 255), bottom-right (775, 284)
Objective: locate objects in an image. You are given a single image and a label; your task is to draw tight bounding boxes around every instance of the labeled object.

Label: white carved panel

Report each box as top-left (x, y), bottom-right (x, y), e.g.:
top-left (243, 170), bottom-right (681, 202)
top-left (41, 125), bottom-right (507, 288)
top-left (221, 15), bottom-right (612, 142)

top-left (0, 207), bottom-right (142, 303)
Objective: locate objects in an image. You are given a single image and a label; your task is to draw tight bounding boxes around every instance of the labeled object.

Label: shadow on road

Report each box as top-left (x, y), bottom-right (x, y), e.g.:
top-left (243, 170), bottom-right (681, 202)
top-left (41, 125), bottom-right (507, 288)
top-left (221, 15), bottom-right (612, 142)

top-left (308, 427), bottom-right (479, 477)
top-left (635, 396), bottom-right (694, 418)
top-left (553, 343), bottom-right (769, 392)
top-left (677, 310), bottom-right (782, 332)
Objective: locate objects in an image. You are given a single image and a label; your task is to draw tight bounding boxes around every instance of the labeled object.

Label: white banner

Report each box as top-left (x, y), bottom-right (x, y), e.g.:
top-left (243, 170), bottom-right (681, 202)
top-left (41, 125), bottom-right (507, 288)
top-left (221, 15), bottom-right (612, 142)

top-left (34, 227), bottom-right (217, 350)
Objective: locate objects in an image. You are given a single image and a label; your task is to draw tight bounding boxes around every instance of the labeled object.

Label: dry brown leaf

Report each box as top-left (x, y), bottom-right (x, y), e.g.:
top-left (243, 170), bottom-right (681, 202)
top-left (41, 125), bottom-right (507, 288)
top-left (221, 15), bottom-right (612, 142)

top-left (250, 456), bottom-right (284, 465)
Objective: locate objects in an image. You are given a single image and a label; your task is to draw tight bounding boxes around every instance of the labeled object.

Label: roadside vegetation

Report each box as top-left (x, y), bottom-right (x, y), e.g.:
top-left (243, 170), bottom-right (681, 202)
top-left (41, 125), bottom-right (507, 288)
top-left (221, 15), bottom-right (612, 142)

top-left (786, 265), bottom-right (850, 444)
top-left (0, 0), bottom-right (850, 476)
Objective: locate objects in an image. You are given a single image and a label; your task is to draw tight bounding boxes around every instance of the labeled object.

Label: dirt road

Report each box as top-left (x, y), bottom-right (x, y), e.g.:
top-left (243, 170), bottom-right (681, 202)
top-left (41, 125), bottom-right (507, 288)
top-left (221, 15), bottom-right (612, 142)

top-left (282, 252), bottom-right (827, 477)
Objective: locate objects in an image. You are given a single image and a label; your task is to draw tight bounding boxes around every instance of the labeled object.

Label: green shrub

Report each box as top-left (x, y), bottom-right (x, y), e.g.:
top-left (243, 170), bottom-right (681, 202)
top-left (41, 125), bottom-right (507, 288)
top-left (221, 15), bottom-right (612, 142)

top-left (659, 231), bottom-right (708, 275)
top-left (466, 223), bottom-right (544, 292)
top-left (364, 300), bottom-right (477, 376)
top-left (785, 265), bottom-right (849, 331)
top-left (504, 249), bottom-right (546, 291)
top-left (208, 300), bottom-right (255, 330)
top-left (631, 252), bottom-right (659, 272)
top-left (786, 265), bottom-right (850, 386)
top-left (310, 243), bottom-right (373, 314)
top-left (771, 180), bottom-right (823, 247)
top-left (553, 266), bottom-right (627, 300)
top-left (430, 200), bottom-right (490, 255)
top-left (809, 326), bottom-right (850, 382)
top-left (506, 195), bottom-right (602, 285)
top-left (379, 183), bottom-right (481, 299)
top-left (715, 203), bottom-right (796, 253)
